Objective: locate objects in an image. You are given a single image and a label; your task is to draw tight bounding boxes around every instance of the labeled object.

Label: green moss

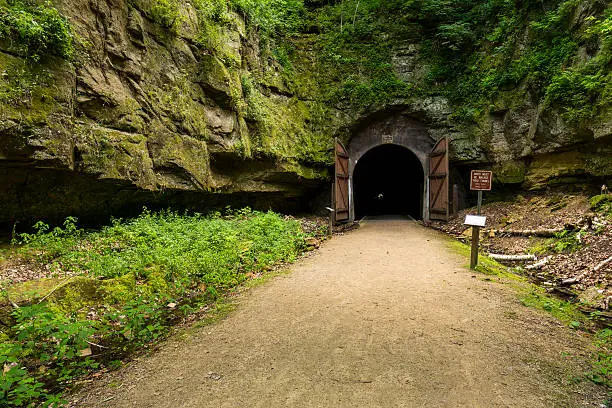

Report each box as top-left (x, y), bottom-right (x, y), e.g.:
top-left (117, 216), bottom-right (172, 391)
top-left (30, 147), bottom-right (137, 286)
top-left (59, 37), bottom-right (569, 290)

top-left (239, 74), bottom-right (332, 164)
top-left (74, 125), bottom-right (156, 188)
top-left (198, 54), bottom-right (233, 95)
top-left (149, 130), bottom-right (211, 189)
top-left (281, 161), bottom-right (328, 180)
top-left (0, 51), bottom-right (69, 125)
top-left (145, 74), bottom-right (209, 140)
top-left (586, 328), bottom-right (612, 387)
top-left (194, 11), bottom-right (241, 68)
top-left (446, 239), bottom-right (524, 281)
top-left (49, 276), bottom-right (100, 313)
top-left (519, 288), bottom-right (585, 327)
top-left (191, 299), bottom-right (237, 328)
top-left (128, 0), bottom-right (182, 32)
top-left (99, 272), bottom-right (137, 304)
top-left (5, 276), bottom-right (102, 314)
top-left (493, 160), bottom-right (526, 184)
top-left (6, 277), bottom-right (62, 303)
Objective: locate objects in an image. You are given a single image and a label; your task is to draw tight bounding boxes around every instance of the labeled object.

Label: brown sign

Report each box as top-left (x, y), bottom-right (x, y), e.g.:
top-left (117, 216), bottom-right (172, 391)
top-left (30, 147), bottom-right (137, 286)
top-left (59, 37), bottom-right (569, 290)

top-left (470, 170), bottom-right (493, 191)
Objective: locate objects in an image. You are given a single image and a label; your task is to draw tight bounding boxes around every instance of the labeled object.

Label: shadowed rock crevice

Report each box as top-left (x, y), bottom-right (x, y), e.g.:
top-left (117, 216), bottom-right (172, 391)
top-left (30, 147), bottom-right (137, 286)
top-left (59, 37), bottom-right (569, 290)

top-left (0, 166), bottom-right (322, 233)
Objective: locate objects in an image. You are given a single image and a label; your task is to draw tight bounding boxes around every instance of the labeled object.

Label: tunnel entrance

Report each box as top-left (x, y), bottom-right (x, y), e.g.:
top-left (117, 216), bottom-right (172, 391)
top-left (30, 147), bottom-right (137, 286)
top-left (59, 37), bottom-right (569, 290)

top-left (353, 144), bottom-right (424, 220)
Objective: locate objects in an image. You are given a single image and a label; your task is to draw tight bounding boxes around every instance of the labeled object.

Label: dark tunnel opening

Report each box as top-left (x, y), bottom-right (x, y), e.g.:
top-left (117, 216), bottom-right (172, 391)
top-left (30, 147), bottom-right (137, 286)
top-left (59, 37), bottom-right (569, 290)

top-left (353, 144), bottom-right (424, 219)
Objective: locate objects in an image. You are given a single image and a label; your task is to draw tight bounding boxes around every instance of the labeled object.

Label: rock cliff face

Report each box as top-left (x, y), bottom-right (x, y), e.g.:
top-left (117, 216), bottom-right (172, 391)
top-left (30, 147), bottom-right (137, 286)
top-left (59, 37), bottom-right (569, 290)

top-left (0, 0), bottom-right (610, 227)
top-left (0, 0), bottom-right (331, 227)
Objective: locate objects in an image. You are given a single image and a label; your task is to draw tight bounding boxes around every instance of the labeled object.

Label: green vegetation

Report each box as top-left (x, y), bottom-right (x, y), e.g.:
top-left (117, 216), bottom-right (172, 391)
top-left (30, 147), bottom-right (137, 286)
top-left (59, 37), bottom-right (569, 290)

top-left (0, 0), bottom-right (73, 60)
top-left (405, 0), bottom-right (611, 124)
top-left (306, 0), bottom-right (413, 111)
top-left (149, 0), bottom-right (181, 31)
top-left (297, 0), bottom-right (610, 124)
top-left (528, 193), bottom-right (611, 255)
top-left (528, 229), bottom-right (583, 254)
top-left (127, 0), bottom-right (182, 32)
top-left (229, 0), bottom-right (305, 38)
top-left (447, 238), bottom-right (522, 280)
top-left (519, 288), bottom-right (585, 327)
top-left (449, 237), bottom-right (586, 327)
top-left (0, 209), bottom-right (308, 406)
top-left (587, 328), bottom-right (612, 387)
top-left (590, 193), bottom-right (612, 218)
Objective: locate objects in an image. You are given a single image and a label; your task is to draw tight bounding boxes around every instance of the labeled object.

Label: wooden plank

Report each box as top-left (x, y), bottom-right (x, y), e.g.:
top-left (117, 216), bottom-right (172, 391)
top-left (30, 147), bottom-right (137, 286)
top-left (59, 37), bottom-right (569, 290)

top-left (428, 137), bottom-right (449, 221)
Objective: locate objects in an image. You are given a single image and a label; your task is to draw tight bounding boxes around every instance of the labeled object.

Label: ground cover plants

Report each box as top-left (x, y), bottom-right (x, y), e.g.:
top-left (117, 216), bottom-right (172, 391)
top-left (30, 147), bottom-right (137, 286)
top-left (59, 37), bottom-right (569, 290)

top-left (0, 209), bottom-right (308, 406)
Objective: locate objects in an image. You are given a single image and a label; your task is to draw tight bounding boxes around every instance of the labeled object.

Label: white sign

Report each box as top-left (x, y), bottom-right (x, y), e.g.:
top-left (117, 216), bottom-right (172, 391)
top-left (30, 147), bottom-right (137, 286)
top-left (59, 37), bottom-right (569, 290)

top-left (464, 215), bottom-right (487, 227)
top-left (382, 135), bottom-right (393, 144)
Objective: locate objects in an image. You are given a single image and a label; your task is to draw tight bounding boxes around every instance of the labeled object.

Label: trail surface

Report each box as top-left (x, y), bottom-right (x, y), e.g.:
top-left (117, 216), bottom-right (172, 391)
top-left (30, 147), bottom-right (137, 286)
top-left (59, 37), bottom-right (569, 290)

top-left (74, 219), bottom-right (605, 407)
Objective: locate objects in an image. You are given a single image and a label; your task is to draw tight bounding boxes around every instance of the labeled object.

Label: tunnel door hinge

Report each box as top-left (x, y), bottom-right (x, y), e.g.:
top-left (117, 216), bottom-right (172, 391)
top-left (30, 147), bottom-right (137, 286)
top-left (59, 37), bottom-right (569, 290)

top-left (428, 137), bottom-right (449, 221)
top-left (334, 139), bottom-right (350, 223)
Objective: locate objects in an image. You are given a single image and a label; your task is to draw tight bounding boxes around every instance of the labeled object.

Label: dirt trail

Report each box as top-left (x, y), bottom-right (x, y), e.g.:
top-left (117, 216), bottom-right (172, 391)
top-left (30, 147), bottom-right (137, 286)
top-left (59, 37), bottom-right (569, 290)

top-left (73, 219), bottom-right (606, 407)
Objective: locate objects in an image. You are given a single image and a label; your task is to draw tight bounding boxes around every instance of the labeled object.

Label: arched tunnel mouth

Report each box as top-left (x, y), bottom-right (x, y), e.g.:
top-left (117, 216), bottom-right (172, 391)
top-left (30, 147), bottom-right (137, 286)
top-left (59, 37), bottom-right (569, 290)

top-left (353, 144), bottom-right (424, 220)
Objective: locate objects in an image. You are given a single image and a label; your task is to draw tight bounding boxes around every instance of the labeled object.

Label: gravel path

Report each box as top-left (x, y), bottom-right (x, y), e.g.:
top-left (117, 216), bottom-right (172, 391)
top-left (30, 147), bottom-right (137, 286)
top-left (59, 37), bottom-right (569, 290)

top-left (72, 218), bottom-right (606, 407)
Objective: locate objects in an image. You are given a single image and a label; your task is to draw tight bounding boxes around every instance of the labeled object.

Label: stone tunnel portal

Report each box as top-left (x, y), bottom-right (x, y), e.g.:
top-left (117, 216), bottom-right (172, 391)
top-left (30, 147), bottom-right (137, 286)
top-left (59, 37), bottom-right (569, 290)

top-left (353, 144), bottom-right (424, 220)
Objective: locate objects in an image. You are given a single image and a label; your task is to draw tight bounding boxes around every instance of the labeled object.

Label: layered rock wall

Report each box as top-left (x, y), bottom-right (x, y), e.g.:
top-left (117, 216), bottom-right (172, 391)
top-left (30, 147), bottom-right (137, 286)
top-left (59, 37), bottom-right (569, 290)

top-left (0, 0), bottom-right (329, 227)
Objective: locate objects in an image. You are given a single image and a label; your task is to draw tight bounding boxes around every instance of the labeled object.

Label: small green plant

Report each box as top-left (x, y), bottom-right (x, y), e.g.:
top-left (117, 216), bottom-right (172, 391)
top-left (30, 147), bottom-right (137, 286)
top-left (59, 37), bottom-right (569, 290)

top-left (586, 328), bottom-right (612, 387)
top-left (551, 229), bottom-right (580, 253)
top-left (1, 303), bottom-right (97, 406)
top-left (590, 194), bottom-right (612, 218)
top-left (14, 216), bottom-right (82, 262)
top-left (105, 297), bottom-right (168, 343)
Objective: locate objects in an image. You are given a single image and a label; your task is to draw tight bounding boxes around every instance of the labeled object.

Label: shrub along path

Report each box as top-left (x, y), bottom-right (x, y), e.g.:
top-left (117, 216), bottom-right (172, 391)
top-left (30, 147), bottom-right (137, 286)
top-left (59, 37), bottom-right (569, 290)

top-left (72, 218), bottom-right (607, 407)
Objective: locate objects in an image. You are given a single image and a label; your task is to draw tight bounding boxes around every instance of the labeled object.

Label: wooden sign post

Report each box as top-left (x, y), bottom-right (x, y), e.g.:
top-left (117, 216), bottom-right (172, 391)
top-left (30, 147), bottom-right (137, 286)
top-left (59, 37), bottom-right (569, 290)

top-left (467, 170), bottom-right (493, 269)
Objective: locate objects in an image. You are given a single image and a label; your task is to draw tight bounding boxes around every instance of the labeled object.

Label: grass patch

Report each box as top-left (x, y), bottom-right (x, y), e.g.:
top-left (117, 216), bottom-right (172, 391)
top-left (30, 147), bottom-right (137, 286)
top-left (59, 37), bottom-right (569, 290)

top-left (191, 300), bottom-right (238, 329)
top-left (446, 238), bottom-right (524, 281)
top-left (447, 238), bottom-right (585, 326)
top-left (586, 328), bottom-right (612, 387)
top-left (0, 208), bottom-right (308, 406)
top-left (518, 288), bottom-right (585, 328)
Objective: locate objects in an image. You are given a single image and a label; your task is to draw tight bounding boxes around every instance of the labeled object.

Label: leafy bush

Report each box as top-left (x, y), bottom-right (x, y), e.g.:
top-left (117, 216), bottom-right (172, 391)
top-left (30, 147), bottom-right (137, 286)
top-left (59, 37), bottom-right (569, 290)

top-left (0, 0), bottom-right (73, 60)
top-left (1, 304), bottom-right (97, 406)
top-left (229, 0), bottom-right (305, 38)
top-left (3, 209), bottom-right (307, 405)
top-left (150, 0), bottom-right (181, 30)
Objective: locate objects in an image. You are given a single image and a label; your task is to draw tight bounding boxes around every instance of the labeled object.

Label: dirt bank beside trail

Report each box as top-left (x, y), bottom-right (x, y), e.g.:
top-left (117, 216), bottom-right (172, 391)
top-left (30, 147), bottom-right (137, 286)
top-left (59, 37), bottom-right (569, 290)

top-left (72, 219), bottom-right (607, 407)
